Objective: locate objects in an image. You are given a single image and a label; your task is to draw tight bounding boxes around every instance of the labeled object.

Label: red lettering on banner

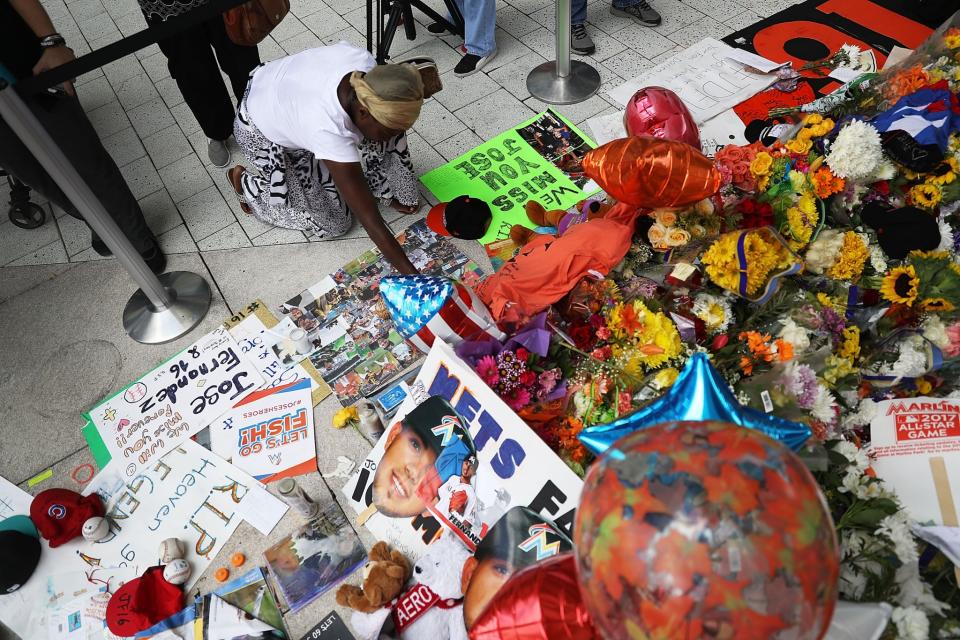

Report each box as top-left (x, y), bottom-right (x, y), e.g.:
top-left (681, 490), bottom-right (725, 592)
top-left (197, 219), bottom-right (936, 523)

top-left (391, 583), bottom-right (440, 632)
top-left (816, 0), bottom-right (929, 49)
top-left (895, 413), bottom-right (960, 441)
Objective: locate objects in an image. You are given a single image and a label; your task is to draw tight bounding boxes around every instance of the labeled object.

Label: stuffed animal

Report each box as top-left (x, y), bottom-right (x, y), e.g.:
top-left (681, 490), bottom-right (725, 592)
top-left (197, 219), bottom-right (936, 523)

top-left (509, 199), bottom-right (612, 246)
top-left (396, 534), bottom-right (471, 640)
top-left (336, 542), bottom-right (411, 639)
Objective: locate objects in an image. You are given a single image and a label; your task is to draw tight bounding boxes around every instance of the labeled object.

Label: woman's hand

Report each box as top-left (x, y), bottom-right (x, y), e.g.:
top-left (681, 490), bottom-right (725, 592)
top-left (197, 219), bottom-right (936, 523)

top-left (32, 45), bottom-right (76, 96)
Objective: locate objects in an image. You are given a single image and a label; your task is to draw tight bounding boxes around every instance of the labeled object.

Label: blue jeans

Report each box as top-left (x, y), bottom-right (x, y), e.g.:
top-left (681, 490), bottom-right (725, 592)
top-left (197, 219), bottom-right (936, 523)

top-left (451, 0), bottom-right (496, 57)
top-left (571, 0), bottom-right (640, 24)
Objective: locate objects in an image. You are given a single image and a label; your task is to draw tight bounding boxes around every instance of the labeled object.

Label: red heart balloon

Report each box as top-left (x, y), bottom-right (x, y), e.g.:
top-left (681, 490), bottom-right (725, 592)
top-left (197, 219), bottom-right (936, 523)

top-left (624, 86), bottom-right (701, 150)
top-left (468, 553), bottom-right (600, 640)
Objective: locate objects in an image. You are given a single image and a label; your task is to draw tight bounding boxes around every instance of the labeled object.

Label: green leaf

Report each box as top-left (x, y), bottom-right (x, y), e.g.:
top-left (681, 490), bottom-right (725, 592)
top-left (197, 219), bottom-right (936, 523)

top-left (847, 507), bottom-right (891, 527)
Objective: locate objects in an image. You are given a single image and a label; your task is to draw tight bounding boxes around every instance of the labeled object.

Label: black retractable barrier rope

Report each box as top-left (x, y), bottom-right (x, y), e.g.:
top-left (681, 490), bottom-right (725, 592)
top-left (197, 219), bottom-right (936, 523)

top-left (14, 0), bottom-right (250, 95)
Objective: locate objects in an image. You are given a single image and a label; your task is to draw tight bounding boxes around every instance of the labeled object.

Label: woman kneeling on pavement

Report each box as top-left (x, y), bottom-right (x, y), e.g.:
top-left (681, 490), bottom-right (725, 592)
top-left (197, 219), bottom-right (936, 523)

top-left (228, 41), bottom-right (422, 274)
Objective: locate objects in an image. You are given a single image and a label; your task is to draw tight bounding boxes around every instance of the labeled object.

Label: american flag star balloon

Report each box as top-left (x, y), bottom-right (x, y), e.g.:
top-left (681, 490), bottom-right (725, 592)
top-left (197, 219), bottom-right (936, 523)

top-left (380, 275), bottom-right (505, 354)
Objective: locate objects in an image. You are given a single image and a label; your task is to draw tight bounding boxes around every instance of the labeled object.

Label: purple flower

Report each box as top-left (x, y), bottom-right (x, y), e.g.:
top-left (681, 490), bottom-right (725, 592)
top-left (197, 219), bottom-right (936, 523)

top-left (780, 363), bottom-right (818, 409)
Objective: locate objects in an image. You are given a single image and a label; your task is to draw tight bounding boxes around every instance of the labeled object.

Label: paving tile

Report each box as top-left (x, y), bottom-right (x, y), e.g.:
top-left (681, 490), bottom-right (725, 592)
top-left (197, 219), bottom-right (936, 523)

top-left (234, 206), bottom-right (278, 239)
top-left (251, 226), bottom-right (311, 245)
top-left (588, 28), bottom-right (629, 62)
top-left (407, 131), bottom-right (447, 175)
top-left (118, 155), bottom-right (164, 200)
top-left (321, 26), bottom-right (367, 50)
top-left (154, 76), bottom-right (185, 109)
top-left (327, 0), bottom-right (365, 15)
top-left (76, 74), bottom-right (117, 113)
top-left (68, 246), bottom-right (111, 262)
top-left (454, 87), bottom-right (536, 139)
top-left (156, 223), bottom-right (199, 253)
top-left (177, 185), bottom-right (236, 241)
top-left (666, 15), bottom-right (731, 47)
top-left (281, 29), bottom-right (324, 54)
top-left (101, 125), bottom-right (147, 167)
top-left (487, 50), bottom-right (548, 100)
top-left (434, 128), bottom-right (485, 161)
top-left (612, 21), bottom-right (676, 58)
top-left (127, 96), bottom-right (175, 138)
top-left (585, 1), bottom-right (635, 36)
top-left (139, 188), bottom-right (183, 236)
top-left (524, 92), bottom-right (614, 125)
top-left (142, 123), bottom-right (193, 169)
top-left (725, 9), bottom-right (763, 30)
top-left (159, 154), bottom-right (214, 203)
top-left (8, 241), bottom-right (70, 266)
top-left (259, 36), bottom-right (288, 62)
top-left (527, 4), bottom-right (556, 32)
top-left (86, 100), bottom-right (131, 138)
top-left (300, 4), bottom-right (351, 39)
top-left (102, 53), bottom-right (143, 87)
top-left (78, 14), bottom-right (120, 41)
top-left (484, 28), bottom-right (533, 72)
top-left (412, 99), bottom-right (466, 145)
top-left (498, 5), bottom-right (542, 39)
top-left (393, 38), bottom-right (461, 74)
top-left (136, 43), bottom-right (162, 60)
top-left (67, 0), bottom-right (105, 21)
top-left (114, 9), bottom-right (146, 36)
top-left (435, 68), bottom-right (502, 112)
top-left (170, 101), bottom-right (202, 135)
top-left (684, 0), bottom-right (748, 22)
top-left (598, 48), bottom-right (654, 86)
top-left (114, 73), bottom-right (160, 110)
top-left (140, 51), bottom-right (171, 83)
top-left (339, 6), bottom-right (369, 34)
top-left (649, 45), bottom-right (686, 64)
top-left (272, 13), bottom-right (309, 41)
top-left (197, 221), bottom-right (254, 251)
top-left (0, 217), bottom-right (61, 266)
top-left (290, 0), bottom-right (328, 18)
top-left (43, 0), bottom-right (70, 20)
top-left (649, 0), bottom-right (708, 36)
top-left (105, 0), bottom-right (140, 20)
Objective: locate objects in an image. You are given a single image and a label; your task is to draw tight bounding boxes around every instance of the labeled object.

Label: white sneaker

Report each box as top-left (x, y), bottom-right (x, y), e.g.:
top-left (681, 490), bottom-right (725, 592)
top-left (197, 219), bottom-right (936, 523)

top-left (208, 139), bottom-right (231, 168)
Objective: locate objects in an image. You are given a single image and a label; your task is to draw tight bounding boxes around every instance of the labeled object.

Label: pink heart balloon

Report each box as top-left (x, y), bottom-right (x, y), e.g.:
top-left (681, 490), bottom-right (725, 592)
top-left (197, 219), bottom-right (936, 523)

top-left (624, 86), bottom-right (701, 151)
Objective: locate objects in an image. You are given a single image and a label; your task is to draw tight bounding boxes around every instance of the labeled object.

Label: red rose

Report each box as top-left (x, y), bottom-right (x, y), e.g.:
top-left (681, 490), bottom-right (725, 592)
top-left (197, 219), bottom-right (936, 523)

top-left (874, 181), bottom-right (890, 195)
top-left (516, 347), bottom-right (531, 361)
top-left (519, 370), bottom-right (537, 386)
top-left (711, 334), bottom-right (730, 350)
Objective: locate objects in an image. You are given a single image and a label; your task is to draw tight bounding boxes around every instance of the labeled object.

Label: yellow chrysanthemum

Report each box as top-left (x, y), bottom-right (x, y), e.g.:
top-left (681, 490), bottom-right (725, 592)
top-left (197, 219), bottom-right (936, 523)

top-left (946, 32), bottom-right (960, 49)
top-left (604, 300), bottom-right (682, 370)
top-left (880, 265), bottom-right (919, 306)
top-left (701, 230), bottom-right (793, 297)
top-left (838, 326), bottom-right (860, 360)
top-left (827, 232), bottom-right (869, 281)
top-left (823, 354), bottom-right (856, 386)
top-left (817, 292), bottom-right (842, 311)
top-left (804, 114), bottom-right (824, 125)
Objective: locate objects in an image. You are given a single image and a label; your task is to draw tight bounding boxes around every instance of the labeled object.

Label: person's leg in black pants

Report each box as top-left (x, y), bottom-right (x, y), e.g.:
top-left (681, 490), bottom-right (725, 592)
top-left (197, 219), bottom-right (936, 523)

top-left (0, 89), bottom-right (164, 270)
top-left (154, 16), bottom-right (259, 166)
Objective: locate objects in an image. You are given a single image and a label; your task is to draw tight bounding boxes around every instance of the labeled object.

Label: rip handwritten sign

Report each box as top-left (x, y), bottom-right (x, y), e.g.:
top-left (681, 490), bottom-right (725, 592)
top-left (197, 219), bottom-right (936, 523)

top-left (420, 109), bottom-right (600, 246)
top-left (83, 327), bottom-right (264, 477)
top-left (80, 439), bottom-right (284, 590)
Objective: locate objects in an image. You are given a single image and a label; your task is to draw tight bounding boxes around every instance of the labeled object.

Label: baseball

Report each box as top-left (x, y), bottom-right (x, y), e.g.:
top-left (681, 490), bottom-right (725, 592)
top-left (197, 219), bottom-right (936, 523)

top-left (159, 538), bottom-right (185, 564)
top-left (81, 516), bottom-right (110, 542)
top-left (163, 558), bottom-right (191, 585)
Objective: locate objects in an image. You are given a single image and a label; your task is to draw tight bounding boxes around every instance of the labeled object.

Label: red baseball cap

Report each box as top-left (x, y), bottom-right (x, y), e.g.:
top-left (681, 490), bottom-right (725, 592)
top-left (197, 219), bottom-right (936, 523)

top-left (426, 196), bottom-right (492, 240)
top-left (30, 488), bottom-right (105, 548)
top-left (106, 566), bottom-right (184, 637)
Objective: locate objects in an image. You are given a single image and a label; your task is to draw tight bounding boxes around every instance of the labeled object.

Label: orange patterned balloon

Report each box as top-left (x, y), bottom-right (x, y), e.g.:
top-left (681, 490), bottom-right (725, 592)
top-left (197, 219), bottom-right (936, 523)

top-left (582, 136), bottom-right (721, 208)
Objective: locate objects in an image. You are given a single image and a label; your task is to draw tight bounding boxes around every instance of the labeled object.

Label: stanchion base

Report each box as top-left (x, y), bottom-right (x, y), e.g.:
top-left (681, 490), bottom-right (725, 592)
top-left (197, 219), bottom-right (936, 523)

top-left (123, 271), bottom-right (211, 344)
top-left (527, 60), bottom-right (601, 105)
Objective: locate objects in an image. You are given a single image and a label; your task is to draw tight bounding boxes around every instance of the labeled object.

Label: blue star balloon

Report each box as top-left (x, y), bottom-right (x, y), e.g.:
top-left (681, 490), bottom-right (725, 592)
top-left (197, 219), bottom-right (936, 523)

top-left (579, 352), bottom-right (812, 455)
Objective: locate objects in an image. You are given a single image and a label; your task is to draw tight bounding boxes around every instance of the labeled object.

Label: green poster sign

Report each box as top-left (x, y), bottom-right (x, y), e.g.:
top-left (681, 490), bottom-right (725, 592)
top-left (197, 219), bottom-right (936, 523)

top-left (420, 109), bottom-right (601, 246)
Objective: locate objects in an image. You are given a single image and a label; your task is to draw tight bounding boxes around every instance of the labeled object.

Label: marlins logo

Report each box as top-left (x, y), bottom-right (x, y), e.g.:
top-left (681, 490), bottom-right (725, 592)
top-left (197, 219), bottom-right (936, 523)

top-left (431, 415), bottom-right (462, 447)
top-left (518, 523), bottom-right (561, 561)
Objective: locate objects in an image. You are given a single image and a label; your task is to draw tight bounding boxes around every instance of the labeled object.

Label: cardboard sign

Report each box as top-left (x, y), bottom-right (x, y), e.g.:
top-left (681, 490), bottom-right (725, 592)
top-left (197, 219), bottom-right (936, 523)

top-left (84, 327), bottom-right (264, 477)
top-left (209, 378), bottom-right (316, 483)
top-left (343, 340), bottom-right (583, 559)
top-left (420, 110), bottom-right (600, 246)
top-left (867, 397), bottom-right (960, 526)
top-left (299, 612), bottom-right (355, 640)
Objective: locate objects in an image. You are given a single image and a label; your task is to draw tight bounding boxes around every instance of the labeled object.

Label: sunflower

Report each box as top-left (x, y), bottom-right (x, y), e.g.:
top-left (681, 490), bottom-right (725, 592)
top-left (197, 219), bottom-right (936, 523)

top-left (909, 183), bottom-right (942, 209)
top-left (919, 297), bottom-right (955, 312)
top-left (880, 265), bottom-right (919, 305)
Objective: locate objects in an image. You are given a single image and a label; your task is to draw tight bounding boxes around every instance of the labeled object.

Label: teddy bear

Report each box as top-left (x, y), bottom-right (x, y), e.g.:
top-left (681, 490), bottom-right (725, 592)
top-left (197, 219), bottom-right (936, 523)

top-left (509, 198), bottom-right (613, 246)
top-left (338, 534), bottom-right (472, 640)
top-left (336, 541), bottom-right (411, 639)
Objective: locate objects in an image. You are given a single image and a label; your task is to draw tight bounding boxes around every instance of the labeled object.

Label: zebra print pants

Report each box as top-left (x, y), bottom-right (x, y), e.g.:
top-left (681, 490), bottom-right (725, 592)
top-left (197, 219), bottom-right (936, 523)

top-left (233, 89), bottom-right (419, 238)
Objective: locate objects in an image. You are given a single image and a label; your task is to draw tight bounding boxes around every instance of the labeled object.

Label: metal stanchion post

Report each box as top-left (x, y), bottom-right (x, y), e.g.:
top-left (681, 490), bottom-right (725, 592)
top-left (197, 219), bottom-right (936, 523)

top-left (0, 83), bottom-right (211, 344)
top-left (526, 0), bottom-right (601, 104)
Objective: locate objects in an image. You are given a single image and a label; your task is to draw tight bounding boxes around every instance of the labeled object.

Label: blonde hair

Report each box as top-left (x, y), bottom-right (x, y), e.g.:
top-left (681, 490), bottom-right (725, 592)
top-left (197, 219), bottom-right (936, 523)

top-left (349, 64), bottom-right (424, 131)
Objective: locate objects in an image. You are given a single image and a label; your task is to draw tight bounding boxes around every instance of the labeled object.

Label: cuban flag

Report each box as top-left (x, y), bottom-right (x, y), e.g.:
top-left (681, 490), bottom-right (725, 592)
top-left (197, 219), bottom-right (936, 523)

top-left (380, 275), bottom-right (505, 354)
top-left (871, 84), bottom-right (960, 151)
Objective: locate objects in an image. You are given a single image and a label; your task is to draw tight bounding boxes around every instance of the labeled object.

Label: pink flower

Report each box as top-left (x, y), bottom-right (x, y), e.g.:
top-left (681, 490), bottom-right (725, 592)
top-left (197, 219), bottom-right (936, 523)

top-left (591, 346), bottom-right (612, 361)
top-left (504, 387), bottom-right (532, 411)
top-left (596, 326), bottom-right (612, 340)
top-left (538, 368), bottom-right (561, 397)
top-left (945, 323), bottom-right (960, 357)
top-left (618, 391), bottom-right (632, 415)
top-left (476, 355), bottom-right (499, 386)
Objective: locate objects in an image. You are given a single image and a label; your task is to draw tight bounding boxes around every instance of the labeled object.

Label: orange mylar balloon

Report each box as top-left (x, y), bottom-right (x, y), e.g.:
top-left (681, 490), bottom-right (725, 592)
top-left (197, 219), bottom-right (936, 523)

top-left (468, 553), bottom-right (600, 640)
top-left (582, 136), bottom-right (721, 208)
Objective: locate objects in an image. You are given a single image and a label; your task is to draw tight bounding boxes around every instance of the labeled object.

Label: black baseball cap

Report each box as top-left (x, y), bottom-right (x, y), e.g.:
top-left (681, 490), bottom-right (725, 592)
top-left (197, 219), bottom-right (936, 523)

top-left (401, 396), bottom-right (476, 459)
top-left (0, 529), bottom-right (41, 594)
top-left (473, 507), bottom-right (571, 571)
top-left (426, 196), bottom-right (493, 239)
top-left (861, 203), bottom-right (941, 260)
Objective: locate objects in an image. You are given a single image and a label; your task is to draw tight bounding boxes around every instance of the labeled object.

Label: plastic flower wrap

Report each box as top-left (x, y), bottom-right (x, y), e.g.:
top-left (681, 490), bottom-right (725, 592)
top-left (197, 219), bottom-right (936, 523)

top-left (700, 227), bottom-right (800, 302)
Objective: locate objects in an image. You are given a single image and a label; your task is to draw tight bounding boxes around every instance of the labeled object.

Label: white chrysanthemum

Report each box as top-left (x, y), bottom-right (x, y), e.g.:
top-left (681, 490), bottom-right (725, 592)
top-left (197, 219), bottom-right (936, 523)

top-left (863, 158), bottom-right (897, 182)
top-left (834, 440), bottom-right (869, 470)
top-left (803, 229), bottom-right (844, 274)
top-left (886, 335), bottom-right (929, 378)
top-left (892, 606), bottom-right (930, 640)
top-left (691, 293), bottom-right (732, 335)
top-left (869, 243), bottom-right (887, 273)
top-left (922, 315), bottom-right (950, 349)
top-left (938, 217), bottom-right (955, 252)
top-left (878, 511), bottom-right (919, 564)
top-left (778, 319), bottom-right (811, 354)
top-left (895, 562), bottom-right (950, 614)
top-left (811, 386), bottom-right (838, 426)
top-left (825, 120), bottom-right (884, 180)
top-left (838, 563), bottom-right (869, 599)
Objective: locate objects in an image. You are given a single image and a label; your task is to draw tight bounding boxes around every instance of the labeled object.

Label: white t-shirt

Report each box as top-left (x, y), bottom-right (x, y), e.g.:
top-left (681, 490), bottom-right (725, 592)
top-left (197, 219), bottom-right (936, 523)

top-left (246, 42), bottom-right (376, 163)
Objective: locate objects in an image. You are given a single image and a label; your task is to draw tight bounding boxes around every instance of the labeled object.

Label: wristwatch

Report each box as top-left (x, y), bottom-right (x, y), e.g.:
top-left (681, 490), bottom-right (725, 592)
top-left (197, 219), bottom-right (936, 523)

top-left (38, 33), bottom-right (66, 48)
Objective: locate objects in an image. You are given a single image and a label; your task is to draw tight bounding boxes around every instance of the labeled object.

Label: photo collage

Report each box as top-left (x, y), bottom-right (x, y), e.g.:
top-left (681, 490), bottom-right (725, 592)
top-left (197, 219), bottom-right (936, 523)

top-left (278, 220), bottom-right (484, 406)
